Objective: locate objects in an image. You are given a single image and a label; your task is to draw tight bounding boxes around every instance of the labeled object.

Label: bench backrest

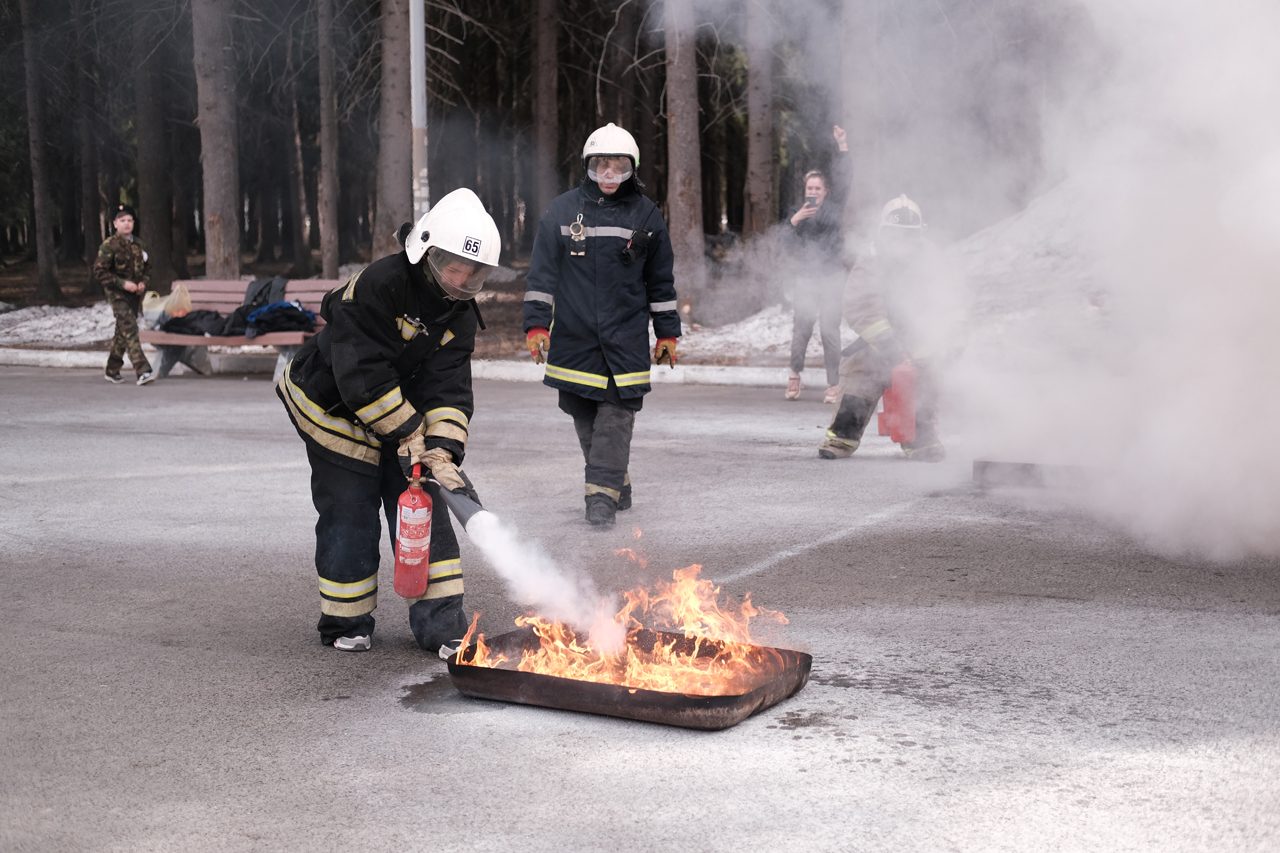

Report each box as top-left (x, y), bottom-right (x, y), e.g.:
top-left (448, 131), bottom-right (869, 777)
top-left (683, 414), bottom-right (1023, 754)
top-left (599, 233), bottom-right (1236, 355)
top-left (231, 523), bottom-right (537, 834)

top-left (174, 279), bottom-right (343, 327)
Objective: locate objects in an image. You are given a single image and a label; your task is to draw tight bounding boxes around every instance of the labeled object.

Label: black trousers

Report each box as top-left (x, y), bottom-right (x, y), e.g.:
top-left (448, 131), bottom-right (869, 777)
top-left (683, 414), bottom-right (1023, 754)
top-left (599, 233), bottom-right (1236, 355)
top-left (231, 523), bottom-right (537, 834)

top-left (305, 443), bottom-right (467, 649)
top-left (558, 388), bottom-right (639, 501)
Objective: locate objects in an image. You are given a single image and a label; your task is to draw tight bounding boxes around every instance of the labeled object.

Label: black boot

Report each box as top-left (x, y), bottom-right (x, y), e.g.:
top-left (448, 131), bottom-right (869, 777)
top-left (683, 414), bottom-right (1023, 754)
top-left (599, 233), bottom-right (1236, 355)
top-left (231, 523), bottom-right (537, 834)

top-left (585, 493), bottom-right (617, 527)
top-left (821, 395), bottom-right (877, 459)
top-left (617, 483), bottom-right (632, 511)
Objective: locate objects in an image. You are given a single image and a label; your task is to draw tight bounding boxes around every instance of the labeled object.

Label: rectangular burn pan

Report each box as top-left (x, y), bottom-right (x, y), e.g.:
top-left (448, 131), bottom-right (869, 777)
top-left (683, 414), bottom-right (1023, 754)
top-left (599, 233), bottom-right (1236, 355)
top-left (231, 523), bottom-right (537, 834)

top-left (446, 627), bottom-right (812, 731)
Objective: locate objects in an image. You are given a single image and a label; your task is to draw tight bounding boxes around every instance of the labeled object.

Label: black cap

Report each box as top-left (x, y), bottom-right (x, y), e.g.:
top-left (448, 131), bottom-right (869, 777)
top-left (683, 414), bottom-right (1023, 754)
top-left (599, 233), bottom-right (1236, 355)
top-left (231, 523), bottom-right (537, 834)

top-left (113, 204), bottom-right (137, 220)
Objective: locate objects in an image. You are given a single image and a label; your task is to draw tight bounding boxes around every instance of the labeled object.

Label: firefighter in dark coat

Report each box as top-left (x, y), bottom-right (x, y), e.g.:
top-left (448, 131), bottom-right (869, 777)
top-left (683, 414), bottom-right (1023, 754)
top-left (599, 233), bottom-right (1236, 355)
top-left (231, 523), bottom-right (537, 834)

top-left (277, 188), bottom-right (501, 654)
top-left (93, 204), bottom-right (155, 385)
top-left (523, 123), bottom-right (681, 528)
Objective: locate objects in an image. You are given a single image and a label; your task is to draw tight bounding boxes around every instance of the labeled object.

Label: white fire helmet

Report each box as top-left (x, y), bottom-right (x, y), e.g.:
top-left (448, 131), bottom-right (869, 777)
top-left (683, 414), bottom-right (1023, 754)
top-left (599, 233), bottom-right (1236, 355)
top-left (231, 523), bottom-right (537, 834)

top-left (880, 194), bottom-right (925, 230)
top-left (404, 188), bottom-right (501, 300)
top-left (582, 122), bottom-right (640, 170)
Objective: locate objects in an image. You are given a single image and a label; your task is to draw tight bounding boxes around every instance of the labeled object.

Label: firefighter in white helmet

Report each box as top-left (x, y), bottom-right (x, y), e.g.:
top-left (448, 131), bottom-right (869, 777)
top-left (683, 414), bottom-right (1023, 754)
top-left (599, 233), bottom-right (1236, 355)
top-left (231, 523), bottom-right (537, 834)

top-left (277, 187), bottom-right (500, 655)
top-left (819, 193), bottom-right (946, 462)
top-left (523, 122), bottom-right (682, 527)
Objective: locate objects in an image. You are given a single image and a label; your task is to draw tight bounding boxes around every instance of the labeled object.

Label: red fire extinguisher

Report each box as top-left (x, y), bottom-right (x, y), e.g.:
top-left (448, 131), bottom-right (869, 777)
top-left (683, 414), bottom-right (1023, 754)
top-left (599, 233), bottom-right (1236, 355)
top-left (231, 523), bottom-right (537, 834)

top-left (393, 463), bottom-right (432, 599)
top-left (876, 361), bottom-right (917, 444)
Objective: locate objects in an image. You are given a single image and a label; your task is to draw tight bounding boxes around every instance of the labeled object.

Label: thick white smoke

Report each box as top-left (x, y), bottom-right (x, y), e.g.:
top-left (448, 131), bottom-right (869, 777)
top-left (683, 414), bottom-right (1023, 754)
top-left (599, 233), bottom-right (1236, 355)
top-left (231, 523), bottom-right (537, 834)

top-left (463, 512), bottom-right (627, 651)
top-left (950, 0), bottom-right (1280, 560)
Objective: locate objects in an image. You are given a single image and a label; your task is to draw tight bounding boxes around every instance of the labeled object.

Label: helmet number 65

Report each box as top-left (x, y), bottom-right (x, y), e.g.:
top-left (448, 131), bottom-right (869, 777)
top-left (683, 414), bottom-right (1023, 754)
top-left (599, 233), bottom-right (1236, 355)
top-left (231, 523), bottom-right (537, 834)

top-left (463, 237), bottom-right (481, 255)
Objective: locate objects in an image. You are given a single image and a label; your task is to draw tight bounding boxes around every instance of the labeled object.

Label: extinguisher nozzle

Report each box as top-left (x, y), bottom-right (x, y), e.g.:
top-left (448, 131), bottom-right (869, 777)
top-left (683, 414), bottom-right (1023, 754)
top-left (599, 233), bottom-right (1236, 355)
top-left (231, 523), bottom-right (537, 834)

top-left (434, 486), bottom-right (485, 529)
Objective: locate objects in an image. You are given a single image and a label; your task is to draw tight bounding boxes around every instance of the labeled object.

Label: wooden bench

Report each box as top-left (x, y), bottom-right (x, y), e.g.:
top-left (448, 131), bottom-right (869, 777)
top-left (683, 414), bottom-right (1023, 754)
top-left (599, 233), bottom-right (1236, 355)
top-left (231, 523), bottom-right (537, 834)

top-left (140, 278), bottom-right (341, 380)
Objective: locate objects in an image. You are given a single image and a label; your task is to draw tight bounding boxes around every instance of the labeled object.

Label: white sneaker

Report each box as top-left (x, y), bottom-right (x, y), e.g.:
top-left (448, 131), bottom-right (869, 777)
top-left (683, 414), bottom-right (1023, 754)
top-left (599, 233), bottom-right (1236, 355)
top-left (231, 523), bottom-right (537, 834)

top-left (136, 371), bottom-right (156, 386)
top-left (438, 639), bottom-right (465, 661)
top-left (333, 634), bottom-right (372, 652)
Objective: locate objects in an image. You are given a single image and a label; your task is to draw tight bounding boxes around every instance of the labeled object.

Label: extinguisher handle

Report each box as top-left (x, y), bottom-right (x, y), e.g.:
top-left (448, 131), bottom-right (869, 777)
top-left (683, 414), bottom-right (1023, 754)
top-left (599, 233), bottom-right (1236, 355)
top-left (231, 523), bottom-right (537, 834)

top-left (411, 462), bottom-right (422, 485)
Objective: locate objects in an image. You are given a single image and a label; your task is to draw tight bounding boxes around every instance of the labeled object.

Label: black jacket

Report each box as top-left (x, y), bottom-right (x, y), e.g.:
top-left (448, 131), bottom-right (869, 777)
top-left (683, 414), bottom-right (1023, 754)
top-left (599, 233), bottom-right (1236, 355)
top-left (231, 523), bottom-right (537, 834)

top-left (277, 251), bottom-right (477, 473)
top-left (523, 179), bottom-right (680, 401)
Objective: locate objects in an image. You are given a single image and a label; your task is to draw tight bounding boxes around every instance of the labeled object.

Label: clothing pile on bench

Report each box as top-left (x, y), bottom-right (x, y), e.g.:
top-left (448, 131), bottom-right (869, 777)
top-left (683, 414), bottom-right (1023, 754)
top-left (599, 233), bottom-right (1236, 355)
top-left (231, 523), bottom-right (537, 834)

top-left (157, 276), bottom-right (317, 338)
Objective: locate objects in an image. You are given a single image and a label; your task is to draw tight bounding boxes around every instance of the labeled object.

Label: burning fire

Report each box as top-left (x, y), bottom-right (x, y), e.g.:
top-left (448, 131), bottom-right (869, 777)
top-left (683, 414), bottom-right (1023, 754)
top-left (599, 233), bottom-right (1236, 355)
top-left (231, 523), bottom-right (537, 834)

top-left (455, 564), bottom-right (789, 695)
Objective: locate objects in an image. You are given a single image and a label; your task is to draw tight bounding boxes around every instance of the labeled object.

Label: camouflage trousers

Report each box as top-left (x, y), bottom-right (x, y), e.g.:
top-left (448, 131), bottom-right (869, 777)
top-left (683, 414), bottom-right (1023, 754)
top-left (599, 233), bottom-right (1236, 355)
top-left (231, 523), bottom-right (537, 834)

top-left (105, 296), bottom-right (152, 376)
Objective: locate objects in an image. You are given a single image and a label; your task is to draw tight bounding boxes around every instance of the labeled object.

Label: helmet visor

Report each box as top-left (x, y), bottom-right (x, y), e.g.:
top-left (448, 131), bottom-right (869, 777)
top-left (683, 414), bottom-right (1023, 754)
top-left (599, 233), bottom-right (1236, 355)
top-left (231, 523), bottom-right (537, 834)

top-left (427, 247), bottom-right (493, 300)
top-left (586, 155), bottom-right (633, 184)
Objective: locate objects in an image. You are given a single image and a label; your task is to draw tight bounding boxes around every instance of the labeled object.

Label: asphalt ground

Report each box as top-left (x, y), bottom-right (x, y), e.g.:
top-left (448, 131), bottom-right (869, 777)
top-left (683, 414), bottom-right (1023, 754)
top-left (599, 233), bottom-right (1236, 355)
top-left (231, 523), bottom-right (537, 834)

top-left (2, 366), bottom-right (1278, 852)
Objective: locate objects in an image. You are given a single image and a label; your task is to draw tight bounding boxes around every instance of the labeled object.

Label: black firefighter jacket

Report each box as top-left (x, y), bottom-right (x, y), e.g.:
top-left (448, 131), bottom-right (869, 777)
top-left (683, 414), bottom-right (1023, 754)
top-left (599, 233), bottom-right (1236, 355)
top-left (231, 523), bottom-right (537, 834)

top-left (523, 179), bottom-right (681, 401)
top-left (277, 251), bottom-right (477, 474)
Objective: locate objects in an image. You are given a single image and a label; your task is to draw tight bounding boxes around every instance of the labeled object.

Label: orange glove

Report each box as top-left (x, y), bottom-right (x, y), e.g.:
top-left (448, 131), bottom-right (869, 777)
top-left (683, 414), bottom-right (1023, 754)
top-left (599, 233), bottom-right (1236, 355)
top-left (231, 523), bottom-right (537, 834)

top-left (654, 338), bottom-right (678, 368)
top-left (526, 327), bottom-right (549, 363)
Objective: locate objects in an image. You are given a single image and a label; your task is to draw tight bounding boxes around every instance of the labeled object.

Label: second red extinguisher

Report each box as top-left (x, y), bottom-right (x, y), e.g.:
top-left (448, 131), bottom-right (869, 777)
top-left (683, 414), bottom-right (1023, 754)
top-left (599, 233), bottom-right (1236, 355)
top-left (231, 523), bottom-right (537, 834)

top-left (393, 463), bottom-right (432, 598)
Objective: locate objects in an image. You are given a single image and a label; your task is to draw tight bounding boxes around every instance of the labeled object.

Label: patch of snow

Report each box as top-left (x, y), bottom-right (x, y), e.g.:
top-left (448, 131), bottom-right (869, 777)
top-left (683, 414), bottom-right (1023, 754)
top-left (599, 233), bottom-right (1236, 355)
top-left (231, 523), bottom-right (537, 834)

top-left (0, 303), bottom-right (115, 347)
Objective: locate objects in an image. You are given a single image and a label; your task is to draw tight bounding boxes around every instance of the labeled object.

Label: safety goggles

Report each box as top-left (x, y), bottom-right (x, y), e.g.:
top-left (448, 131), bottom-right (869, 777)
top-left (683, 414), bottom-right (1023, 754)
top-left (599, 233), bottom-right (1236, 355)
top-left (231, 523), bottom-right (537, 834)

top-left (587, 156), bottom-right (633, 183)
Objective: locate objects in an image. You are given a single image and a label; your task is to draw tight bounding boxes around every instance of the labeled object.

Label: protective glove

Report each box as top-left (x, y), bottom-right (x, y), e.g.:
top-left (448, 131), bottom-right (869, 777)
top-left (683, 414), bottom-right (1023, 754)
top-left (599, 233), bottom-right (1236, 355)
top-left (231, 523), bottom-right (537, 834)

top-left (526, 327), bottom-right (550, 364)
top-left (422, 447), bottom-right (480, 504)
top-left (654, 338), bottom-right (678, 368)
top-left (397, 429), bottom-right (427, 479)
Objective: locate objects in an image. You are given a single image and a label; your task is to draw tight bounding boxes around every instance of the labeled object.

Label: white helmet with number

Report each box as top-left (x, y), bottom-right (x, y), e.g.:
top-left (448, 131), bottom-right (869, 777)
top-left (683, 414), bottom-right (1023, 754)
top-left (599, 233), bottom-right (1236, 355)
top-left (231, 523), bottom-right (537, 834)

top-left (582, 122), bottom-right (640, 170)
top-left (404, 187), bottom-right (501, 300)
top-left (880, 194), bottom-right (925, 230)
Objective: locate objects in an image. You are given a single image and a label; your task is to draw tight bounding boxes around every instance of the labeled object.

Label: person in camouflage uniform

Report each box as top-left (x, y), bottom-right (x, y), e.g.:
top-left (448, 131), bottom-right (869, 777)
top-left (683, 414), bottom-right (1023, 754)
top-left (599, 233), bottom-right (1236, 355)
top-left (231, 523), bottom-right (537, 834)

top-left (93, 204), bottom-right (155, 385)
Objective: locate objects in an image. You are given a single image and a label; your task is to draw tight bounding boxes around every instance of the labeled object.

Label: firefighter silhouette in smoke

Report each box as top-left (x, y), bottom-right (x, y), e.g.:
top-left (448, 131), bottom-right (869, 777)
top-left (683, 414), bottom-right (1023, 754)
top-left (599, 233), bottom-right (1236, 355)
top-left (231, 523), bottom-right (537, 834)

top-left (93, 204), bottom-right (155, 386)
top-left (819, 194), bottom-right (946, 462)
top-left (523, 123), bottom-right (682, 527)
top-left (277, 188), bottom-right (500, 654)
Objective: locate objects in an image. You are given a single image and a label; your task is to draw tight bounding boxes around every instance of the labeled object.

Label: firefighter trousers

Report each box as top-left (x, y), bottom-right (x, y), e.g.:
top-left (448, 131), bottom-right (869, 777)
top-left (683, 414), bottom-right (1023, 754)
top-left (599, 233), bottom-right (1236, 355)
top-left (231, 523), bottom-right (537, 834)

top-left (305, 443), bottom-right (468, 650)
top-left (831, 339), bottom-right (941, 452)
top-left (558, 389), bottom-right (637, 502)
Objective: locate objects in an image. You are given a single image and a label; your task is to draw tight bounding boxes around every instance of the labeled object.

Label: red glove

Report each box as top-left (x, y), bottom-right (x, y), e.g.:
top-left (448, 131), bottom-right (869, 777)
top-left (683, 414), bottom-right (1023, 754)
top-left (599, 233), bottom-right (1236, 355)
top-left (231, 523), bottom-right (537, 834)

top-left (654, 338), bottom-right (678, 368)
top-left (526, 327), bottom-right (549, 363)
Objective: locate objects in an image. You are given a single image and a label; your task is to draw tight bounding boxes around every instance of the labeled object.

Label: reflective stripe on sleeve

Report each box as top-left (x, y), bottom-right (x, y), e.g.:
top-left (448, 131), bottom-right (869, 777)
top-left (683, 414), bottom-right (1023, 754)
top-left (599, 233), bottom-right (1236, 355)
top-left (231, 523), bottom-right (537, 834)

top-left (649, 300), bottom-right (678, 312)
top-left (355, 386), bottom-right (406, 425)
top-left (524, 290), bottom-right (555, 305)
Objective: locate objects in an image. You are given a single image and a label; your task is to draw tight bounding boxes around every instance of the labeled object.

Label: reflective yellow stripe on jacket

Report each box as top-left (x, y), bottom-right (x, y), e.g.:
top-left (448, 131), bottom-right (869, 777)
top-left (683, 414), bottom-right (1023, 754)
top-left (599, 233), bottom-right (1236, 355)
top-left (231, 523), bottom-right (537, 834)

top-left (279, 362), bottom-right (381, 466)
top-left (544, 363), bottom-right (609, 390)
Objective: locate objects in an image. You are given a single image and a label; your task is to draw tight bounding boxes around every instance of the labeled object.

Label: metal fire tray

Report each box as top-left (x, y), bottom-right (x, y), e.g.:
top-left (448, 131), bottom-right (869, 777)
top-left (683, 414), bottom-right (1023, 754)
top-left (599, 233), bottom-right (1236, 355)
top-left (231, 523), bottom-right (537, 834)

top-left (446, 627), bottom-right (812, 731)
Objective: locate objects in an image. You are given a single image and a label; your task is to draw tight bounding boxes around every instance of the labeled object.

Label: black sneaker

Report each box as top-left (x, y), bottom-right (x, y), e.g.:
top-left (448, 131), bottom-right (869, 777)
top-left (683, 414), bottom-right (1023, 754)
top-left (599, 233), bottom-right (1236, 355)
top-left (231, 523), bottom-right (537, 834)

top-left (104, 372), bottom-right (125, 384)
top-left (585, 494), bottom-right (617, 527)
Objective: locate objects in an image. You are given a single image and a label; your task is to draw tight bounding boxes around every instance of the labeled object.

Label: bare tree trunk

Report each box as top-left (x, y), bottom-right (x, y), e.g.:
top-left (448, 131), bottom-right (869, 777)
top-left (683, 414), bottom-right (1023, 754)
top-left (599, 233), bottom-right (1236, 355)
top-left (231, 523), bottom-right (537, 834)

top-left (191, 0), bottom-right (241, 279)
top-left (75, 22), bottom-right (99, 269)
top-left (19, 0), bottom-right (60, 302)
top-left (288, 71), bottom-right (314, 277)
top-left (170, 124), bottom-right (195, 277)
top-left (533, 0), bottom-right (559, 219)
top-left (374, 0), bottom-right (412, 258)
top-left (316, 0), bottom-right (340, 278)
top-left (841, 0), bottom-right (879, 232)
top-left (663, 0), bottom-right (704, 298)
top-left (137, 34), bottom-right (175, 291)
top-left (743, 0), bottom-right (775, 237)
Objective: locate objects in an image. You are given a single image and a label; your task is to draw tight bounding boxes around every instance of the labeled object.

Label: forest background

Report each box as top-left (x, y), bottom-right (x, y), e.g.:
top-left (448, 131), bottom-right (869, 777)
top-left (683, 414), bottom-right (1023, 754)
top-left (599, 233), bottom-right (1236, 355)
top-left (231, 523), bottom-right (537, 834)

top-left (3, 0), bottom-right (1090, 323)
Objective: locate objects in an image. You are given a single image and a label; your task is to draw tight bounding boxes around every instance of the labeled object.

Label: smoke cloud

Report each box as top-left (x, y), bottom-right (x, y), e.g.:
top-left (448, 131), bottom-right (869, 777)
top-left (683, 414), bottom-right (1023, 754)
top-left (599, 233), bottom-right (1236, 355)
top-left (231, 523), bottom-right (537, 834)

top-left (464, 512), bottom-right (627, 651)
top-left (948, 0), bottom-right (1280, 560)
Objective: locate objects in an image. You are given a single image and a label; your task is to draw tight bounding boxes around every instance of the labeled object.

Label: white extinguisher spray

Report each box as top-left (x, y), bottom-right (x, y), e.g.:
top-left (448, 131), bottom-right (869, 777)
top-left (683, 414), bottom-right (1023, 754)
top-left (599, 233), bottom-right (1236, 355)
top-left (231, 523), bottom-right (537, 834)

top-left (393, 463), bottom-right (432, 598)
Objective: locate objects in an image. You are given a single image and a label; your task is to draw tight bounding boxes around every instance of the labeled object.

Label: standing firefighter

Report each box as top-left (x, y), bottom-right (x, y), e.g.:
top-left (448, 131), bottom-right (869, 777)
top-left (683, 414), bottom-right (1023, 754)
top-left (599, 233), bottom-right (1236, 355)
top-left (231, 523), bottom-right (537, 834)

top-left (819, 195), bottom-right (945, 462)
top-left (277, 188), bottom-right (500, 654)
top-left (524, 123), bottom-right (681, 527)
top-left (94, 204), bottom-right (155, 385)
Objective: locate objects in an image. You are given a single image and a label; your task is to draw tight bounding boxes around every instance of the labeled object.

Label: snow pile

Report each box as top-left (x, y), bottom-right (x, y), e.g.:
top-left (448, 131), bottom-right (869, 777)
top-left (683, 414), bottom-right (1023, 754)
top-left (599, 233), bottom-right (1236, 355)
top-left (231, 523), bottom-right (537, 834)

top-left (0, 304), bottom-right (114, 348)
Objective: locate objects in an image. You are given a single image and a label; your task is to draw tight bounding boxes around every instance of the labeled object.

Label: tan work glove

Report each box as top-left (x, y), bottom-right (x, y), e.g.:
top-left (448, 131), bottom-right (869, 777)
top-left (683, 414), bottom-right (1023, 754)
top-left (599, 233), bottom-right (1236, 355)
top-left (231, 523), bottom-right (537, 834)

top-left (654, 338), bottom-right (678, 368)
top-left (397, 429), bottom-right (427, 479)
top-left (423, 447), bottom-right (480, 503)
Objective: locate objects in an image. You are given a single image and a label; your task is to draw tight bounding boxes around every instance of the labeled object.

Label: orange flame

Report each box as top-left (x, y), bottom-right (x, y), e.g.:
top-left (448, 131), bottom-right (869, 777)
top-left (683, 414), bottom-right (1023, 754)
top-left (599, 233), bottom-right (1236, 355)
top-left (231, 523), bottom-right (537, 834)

top-left (456, 564), bottom-right (789, 696)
